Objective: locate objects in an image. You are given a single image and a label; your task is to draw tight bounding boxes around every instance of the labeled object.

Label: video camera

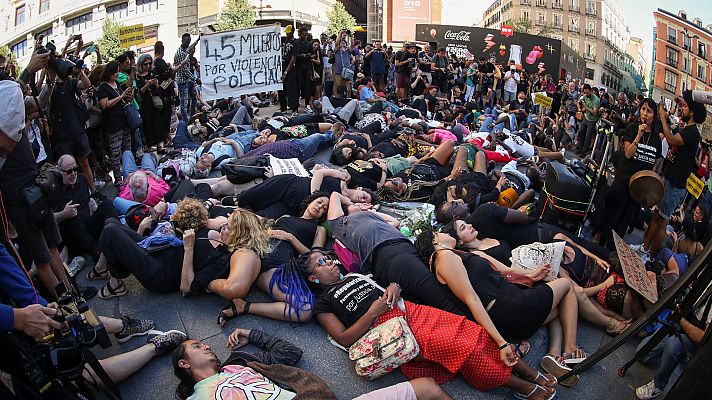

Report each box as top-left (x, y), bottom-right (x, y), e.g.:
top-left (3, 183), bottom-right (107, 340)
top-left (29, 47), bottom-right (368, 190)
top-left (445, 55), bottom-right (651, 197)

top-left (36, 42), bottom-right (84, 81)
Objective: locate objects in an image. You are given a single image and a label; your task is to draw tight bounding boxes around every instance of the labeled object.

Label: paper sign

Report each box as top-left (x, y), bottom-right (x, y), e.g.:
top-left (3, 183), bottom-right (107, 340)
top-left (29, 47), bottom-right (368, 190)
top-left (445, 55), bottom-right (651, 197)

top-left (200, 25), bottom-right (283, 101)
top-left (119, 24), bottom-right (145, 48)
top-left (269, 156), bottom-right (308, 177)
top-left (687, 173), bottom-right (704, 199)
top-left (500, 25), bottom-right (513, 37)
top-left (612, 231), bottom-right (658, 303)
top-left (533, 93), bottom-right (553, 109)
top-left (510, 241), bottom-right (564, 281)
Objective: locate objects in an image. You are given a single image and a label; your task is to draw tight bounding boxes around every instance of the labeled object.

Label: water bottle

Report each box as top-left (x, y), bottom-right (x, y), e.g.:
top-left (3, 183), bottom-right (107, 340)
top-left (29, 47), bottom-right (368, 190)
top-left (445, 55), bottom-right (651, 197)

top-left (67, 256), bottom-right (86, 277)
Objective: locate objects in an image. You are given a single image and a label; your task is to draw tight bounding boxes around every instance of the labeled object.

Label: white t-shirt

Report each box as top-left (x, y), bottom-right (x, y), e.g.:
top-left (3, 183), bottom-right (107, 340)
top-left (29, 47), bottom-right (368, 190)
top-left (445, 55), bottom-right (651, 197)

top-left (503, 71), bottom-right (520, 93)
top-left (27, 120), bottom-right (47, 163)
top-left (503, 133), bottom-right (535, 158)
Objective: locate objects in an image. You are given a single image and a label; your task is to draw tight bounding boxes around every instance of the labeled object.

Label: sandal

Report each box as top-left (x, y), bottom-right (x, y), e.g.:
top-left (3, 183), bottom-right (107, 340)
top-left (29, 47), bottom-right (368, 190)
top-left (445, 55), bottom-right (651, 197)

top-left (217, 300), bottom-right (251, 327)
top-left (87, 266), bottom-right (109, 280)
top-left (606, 317), bottom-right (630, 337)
top-left (515, 340), bottom-right (531, 358)
top-left (98, 280), bottom-right (127, 299)
top-left (513, 384), bottom-right (556, 400)
top-left (533, 371), bottom-right (557, 388)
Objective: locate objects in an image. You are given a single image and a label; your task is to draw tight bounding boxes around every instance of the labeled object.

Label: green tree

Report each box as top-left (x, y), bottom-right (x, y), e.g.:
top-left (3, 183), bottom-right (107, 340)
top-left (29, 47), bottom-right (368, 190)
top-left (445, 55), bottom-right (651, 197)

top-left (0, 45), bottom-right (19, 72)
top-left (326, 2), bottom-right (356, 36)
top-left (97, 18), bottom-right (123, 61)
top-left (505, 17), bottom-right (554, 38)
top-left (215, 0), bottom-right (256, 32)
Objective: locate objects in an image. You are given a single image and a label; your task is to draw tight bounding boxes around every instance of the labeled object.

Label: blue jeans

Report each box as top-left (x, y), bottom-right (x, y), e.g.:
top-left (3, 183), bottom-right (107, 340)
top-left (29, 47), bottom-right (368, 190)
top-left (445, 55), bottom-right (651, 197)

top-left (225, 131), bottom-right (259, 154)
top-left (478, 117), bottom-right (505, 133)
top-left (659, 181), bottom-right (688, 220)
top-left (291, 133), bottom-right (332, 159)
top-left (637, 333), bottom-right (694, 389)
top-left (173, 120), bottom-right (200, 149)
top-left (229, 105), bottom-right (252, 126)
top-left (177, 80), bottom-right (197, 122)
top-left (121, 150), bottom-right (158, 179)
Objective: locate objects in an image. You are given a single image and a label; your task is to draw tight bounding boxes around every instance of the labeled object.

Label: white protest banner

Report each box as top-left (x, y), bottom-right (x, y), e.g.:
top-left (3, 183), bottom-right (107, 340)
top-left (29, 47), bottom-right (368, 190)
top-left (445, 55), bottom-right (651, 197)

top-left (269, 156), bottom-right (309, 177)
top-left (201, 25), bottom-right (283, 101)
top-left (612, 231), bottom-right (658, 303)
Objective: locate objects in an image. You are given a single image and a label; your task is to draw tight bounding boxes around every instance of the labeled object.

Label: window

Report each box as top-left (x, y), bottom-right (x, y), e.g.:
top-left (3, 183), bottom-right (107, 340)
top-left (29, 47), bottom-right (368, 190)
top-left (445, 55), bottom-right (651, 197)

top-left (536, 0), bottom-right (547, 6)
top-left (586, 0), bottom-right (595, 15)
top-left (683, 33), bottom-right (691, 50)
top-left (553, 13), bottom-right (562, 28)
top-left (552, 0), bottom-right (562, 8)
top-left (666, 47), bottom-right (679, 68)
top-left (683, 57), bottom-right (690, 73)
top-left (35, 26), bottom-right (53, 44)
top-left (584, 42), bottom-right (595, 59)
top-left (15, 5), bottom-right (25, 26)
top-left (585, 67), bottom-right (594, 80)
top-left (667, 27), bottom-right (677, 44)
top-left (537, 11), bottom-right (546, 25)
top-left (11, 39), bottom-right (28, 58)
top-left (665, 70), bottom-right (677, 92)
top-left (569, 0), bottom-right (579, 12)
top-left (136, 0), bottom-right (158, 12)
top-left (66, 12), bottom-right (92, 36)
top-left (106, 2), bottom-right (129, 20)
top-left (569, 38), bottom-right (578, 52)
top-left (698, 65), bottom-right (705, 81)
top-left (521, 9), bottom-right (530, 20)
top-left (39, 0), bottom-right (50, 14)
top-left (569, 16), bottom-right (579, 33)
top-left (552, 34), bottom-right (563, 40)
top-left (699, 42), bottom-right (707, 59)
top-left (586, 20), bottom-right (595, 36)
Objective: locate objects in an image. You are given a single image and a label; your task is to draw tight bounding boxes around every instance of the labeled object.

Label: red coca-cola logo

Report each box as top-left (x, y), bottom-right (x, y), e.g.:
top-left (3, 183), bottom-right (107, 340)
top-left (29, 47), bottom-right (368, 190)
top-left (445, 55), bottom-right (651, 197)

top-left (444, 30), bottom-right (471, 42)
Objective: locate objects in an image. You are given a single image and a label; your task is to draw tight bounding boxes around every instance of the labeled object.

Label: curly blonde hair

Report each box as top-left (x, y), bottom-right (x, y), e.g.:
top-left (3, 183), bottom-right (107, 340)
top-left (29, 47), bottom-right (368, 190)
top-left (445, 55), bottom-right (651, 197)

top-left (172, 198), bottom-right (209, 231)
top-left (225, 208), bottom-right (272, 257)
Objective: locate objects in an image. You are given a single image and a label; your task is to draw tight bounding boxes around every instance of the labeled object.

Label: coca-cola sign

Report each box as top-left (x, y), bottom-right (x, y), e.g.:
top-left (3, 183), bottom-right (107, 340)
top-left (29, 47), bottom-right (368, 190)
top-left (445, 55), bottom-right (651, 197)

top-left (444, 30), bottom-right (471, 42)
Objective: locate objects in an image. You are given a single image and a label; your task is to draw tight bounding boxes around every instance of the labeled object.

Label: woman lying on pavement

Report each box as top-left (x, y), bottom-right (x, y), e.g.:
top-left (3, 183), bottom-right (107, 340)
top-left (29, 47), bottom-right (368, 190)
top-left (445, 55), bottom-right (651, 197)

top-left (301, 250), bottom-right (558, 400)
top-left (216, 193), bottom-right (331, 324)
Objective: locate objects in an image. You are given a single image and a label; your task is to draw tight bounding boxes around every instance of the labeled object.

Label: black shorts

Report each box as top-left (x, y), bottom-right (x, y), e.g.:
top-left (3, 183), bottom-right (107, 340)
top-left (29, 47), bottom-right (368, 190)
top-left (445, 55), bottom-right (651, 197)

top-left (6, 201), bottom-right (61, 265)
top-left (54, 134), bottom-right (91, 158)
top-left (396, 72), bottom-right (410, 89)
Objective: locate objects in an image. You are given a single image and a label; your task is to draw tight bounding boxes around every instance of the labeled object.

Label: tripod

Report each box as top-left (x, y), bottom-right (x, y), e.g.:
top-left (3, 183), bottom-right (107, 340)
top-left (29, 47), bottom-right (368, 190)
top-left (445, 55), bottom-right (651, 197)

top-left (559, 237), bottom-right (712, 382)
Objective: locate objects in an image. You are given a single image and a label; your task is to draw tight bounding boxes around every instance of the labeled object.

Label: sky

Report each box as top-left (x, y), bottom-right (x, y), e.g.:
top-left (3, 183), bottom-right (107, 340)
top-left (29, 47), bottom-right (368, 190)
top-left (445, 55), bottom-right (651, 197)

top-left (444, 0), bottom-right (712, 65)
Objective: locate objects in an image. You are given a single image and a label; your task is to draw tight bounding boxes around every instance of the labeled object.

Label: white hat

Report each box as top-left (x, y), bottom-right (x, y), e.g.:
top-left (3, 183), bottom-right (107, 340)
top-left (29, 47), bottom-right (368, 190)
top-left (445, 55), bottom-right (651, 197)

top-left (0, 80), bottom-right (25, 142)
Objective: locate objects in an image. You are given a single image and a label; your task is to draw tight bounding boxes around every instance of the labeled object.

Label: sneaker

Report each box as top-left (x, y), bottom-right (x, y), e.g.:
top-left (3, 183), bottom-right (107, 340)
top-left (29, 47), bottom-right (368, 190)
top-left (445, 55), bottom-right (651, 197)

top-left (562, 348), bottom-right (588, 365)
top-left (67, 256), bottom-right (86, 277)
top-left (148, 330), bottom-right (187, 355)
top-left (540, 354), bottom-right (579, 387)
top-left (115, 316), bottom-right (156, 343)
top-left (635, 380), bottom-right (662, 399)
top-left (94, 180), bottom-right (106, 189)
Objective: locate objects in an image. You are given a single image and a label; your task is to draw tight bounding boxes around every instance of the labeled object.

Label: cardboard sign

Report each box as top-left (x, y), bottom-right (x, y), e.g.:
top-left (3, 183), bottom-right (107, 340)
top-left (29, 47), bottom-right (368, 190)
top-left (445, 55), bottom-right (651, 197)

top-left (500, 25), bottom-right (513, 37)
top-left (533, 93), bottom-right (553, 109)
top-left (612, 231), bottom-right (658, 304)
top-left (269, 156), bottom-right (308, 177)
top-left (510, 241), bottom-right (565, 281)
top-left (200, 25), bottom-right (283, 101)
top-left (119, 24), bottom-right (145, 48)
top-left (686, 173), bottom-right (704, 199)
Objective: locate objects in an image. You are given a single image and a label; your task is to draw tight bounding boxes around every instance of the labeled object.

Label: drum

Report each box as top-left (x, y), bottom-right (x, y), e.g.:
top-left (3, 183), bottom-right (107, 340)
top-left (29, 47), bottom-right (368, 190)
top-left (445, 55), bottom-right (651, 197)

top-left (629, 170), bottom-right (664, 208)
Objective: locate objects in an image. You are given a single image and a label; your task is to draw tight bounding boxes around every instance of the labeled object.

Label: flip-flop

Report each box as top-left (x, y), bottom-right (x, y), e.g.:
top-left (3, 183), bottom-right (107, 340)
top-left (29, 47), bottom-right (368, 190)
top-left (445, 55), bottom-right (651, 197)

top-left (98, 280), bottom-right (127, 299)
top-left (514, 384), bottom-right (556, 400)
top-left (534, 371), bottom-right (558, 388)
top-left (217, 300), bottom-right (251, 327)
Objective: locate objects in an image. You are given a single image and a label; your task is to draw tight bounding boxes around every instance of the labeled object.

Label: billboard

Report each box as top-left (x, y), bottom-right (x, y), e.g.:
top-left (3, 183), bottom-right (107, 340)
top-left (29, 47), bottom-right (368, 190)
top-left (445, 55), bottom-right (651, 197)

top-left (392, 0), bottom-right (431, 42)
top-left (415, 24), bottom-right (586, 82)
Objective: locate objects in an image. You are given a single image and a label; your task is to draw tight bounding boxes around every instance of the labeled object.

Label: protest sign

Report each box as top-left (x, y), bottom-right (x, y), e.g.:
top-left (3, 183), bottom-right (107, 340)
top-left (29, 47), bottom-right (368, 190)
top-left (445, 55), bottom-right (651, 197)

top-left (510, 241), bottom-right (565, 281)
top-left (533, 93), bottom-right (553, 108)
top-left (686, 173), bottom-right (704, 199)
top-left (612, 231), bottom-right (658, 303)
top-left (269, 156), bottom-right (308, 177)
top-left (200, 25), bottom-right (283, 101)
top-left (119, 24), bottom-right (145, 48)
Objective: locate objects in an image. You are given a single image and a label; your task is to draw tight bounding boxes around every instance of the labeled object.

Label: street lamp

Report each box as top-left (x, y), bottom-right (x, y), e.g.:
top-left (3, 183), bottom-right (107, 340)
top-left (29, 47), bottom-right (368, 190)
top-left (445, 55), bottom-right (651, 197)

top-left (683, 28), bottom-right (700, 94)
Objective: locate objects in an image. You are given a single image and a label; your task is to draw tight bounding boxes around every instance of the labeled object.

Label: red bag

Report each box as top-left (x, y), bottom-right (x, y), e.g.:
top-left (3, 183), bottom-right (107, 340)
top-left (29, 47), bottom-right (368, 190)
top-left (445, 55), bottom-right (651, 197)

top-left (332, 240), bottom-right (362, 273)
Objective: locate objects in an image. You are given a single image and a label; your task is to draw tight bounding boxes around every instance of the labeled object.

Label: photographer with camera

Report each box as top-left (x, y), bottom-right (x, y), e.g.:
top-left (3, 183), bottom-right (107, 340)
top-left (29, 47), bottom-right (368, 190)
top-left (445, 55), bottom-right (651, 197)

top-left (430, 47), bottom-right (450, 97)
top-left (395, 43), bottom-right (418, 101)
top-left (333, 29), bottom-right (355, 98)
top-left (47, 35), bottom-right (96, 191)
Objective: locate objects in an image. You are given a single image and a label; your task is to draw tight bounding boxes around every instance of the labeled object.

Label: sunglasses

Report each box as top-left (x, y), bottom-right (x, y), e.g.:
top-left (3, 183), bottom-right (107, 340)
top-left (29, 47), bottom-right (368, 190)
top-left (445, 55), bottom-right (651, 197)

top-left (143, 61), bottom-right (152, 66)
top-left (62, 166), bottom-right (79, 174)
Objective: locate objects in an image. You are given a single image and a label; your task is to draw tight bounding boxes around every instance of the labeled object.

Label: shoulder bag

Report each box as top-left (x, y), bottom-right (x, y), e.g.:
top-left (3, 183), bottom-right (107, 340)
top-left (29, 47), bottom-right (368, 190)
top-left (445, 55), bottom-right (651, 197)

top-left (346, 274), bottom-right (419, 380)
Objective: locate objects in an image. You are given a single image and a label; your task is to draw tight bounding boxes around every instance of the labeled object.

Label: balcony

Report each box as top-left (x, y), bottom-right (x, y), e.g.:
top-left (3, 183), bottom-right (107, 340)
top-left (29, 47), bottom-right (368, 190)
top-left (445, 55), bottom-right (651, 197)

top-left (584, 53), bottom-right (595, 61)
top-left (553, 22), bottom-right (563, 29)
top-left (666, 57), bottom-right (678, 68)
top-left (536, 0), bottom-right (547, 6)
top-left (536, 20), bottom-right (547, 26)
top-left (585, 29), bottom-right (595, 36)
top-left (665, 82), bottom-right (676, 93)
top-left (585, 8), bottom-right (596, 16)
top-left (552, 1), bottom-right (563, 9)
top-left (668, 36), bottom-right (677, 45)
top-left (569, 5), bottom-right (580, 12)
top-left (569, 26), bottom-right (579, 33)
top-left (521, 0), bottom-right (531, 4)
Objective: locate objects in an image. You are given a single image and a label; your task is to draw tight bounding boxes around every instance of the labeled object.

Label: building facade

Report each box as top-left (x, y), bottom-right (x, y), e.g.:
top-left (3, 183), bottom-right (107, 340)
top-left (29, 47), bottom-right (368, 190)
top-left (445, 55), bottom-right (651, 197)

top-left (651, 8), bottom-right (712, 108)
top-left (481, 0), bottom-right (632, 94)
top-left (2, 0), bottom-right (179, 68)
top-left (366, 0), bottom-right (442, 44)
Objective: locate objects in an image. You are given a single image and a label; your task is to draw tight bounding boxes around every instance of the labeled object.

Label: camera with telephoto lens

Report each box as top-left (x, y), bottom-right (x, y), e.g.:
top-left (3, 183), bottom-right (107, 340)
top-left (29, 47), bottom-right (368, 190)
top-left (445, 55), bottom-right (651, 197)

top-left (36, 42), bottom-right (84, 81)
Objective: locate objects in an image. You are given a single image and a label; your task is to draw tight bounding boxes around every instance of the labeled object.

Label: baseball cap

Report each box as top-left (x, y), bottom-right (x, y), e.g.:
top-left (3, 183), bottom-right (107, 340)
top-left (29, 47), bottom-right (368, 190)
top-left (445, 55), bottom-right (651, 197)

top-left (285, 25), bottom-right (294, 34)
top-left (0, 80), bottom-right (25, 142)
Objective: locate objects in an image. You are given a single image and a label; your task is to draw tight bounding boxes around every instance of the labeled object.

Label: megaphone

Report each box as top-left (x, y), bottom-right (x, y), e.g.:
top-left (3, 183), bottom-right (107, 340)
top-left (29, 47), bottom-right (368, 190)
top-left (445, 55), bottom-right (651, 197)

top-left (691, 90), bottom-right (712, 106)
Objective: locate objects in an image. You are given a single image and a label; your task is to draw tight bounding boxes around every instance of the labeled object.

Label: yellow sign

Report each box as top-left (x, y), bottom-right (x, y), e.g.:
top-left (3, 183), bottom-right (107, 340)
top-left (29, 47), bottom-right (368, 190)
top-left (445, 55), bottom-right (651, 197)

top-left (686, 173), bottom-right (704, 199)
top-left (119, 24), bottom-right (145, 48)
top-left (533, 93), bottom-right (553, 109)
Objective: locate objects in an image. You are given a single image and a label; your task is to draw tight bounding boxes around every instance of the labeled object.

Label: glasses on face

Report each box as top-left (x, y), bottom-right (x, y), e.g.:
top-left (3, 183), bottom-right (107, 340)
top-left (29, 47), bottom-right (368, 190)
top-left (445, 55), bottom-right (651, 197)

top-left (310, 255), bottom-right (332, 272)
top-left (143, 61), bottom-right (152, 66)
top-left (62, 166), bottom-right (79, 174)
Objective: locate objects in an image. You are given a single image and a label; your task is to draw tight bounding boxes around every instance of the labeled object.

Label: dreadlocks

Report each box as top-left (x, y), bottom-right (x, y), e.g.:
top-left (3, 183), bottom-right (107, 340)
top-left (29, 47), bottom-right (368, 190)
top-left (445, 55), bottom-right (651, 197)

top-left (268, 258), bottom-right (315, 322)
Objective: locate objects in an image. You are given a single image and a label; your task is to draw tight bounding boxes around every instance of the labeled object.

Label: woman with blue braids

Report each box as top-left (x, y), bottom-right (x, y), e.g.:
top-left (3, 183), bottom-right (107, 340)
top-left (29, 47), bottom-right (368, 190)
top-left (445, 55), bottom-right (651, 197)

top-left (217, 192), bottom-right (330, 325)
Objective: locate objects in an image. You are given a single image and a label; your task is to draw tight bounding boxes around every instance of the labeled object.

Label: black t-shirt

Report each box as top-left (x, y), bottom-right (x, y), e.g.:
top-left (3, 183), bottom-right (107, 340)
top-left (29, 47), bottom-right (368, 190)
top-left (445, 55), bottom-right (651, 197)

top-left (275, 216), bottom-right (318, 247)
top-left (313, 275), bottom-right (381, 327)
top-left (410, 77), bottom-right (427, 96)
top-left (509, 98), bottom-right (531, 122)
top-left (425, 93), bottom-right (437, 113)
top-left (663, 124), bottom-right (700, 188)
top-left (190, 228), bottom-right (230, 292)
top-left (397, 51), bottom-right (416, 73)
top-left (293, 39), bottom-right (312, 71)
top-left (466, 203), bottom-right (537, 248)
top-left (0, 134), bottom-right (38, 205)
top-left (55, 174), bottom-right (91, 219)
top-left (281, 37), bottom-right (296, 70)
top-left (98, 82), bottom-right (128, 133)
top-left (50, 79), bottom-right (86, 139)
top-left (417, 51), bottom-right (433, 72)
top-left (345, 160), bottom-right (382, 190)
top-left (616, 122), bottom-right (662, 183)
top-left (341, 133), bottom-right (369, 149)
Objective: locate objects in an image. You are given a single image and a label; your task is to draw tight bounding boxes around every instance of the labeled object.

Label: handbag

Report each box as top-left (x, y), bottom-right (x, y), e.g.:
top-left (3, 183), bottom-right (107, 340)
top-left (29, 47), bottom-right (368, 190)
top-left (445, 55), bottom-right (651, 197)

top-left (124, 102), bottom-right (143, 130)
top-left (22, 185), bottom-right (50, 228)
top-left (221, 155), bottom-right (270, 184)
top-left (346, 274), bottom-right (419, 380)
